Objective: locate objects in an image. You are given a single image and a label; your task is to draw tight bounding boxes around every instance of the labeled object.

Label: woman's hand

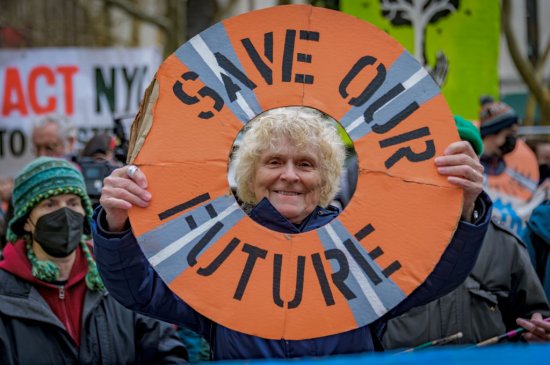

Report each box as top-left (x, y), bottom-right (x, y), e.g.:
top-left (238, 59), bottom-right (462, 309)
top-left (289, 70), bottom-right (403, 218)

top-left (517, 313), bottom-right (550, 342)
top-left (99, 165), bottom-right (151, 232)
top-left (434, 141), bottom-right (484, 222)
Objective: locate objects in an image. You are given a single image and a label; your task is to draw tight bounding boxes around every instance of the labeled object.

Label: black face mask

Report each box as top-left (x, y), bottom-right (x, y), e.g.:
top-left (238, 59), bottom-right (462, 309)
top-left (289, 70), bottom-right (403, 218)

top-left (31, 207), bottom-right (84, 258)
top-left (499, 135), bottom-right (517, 156)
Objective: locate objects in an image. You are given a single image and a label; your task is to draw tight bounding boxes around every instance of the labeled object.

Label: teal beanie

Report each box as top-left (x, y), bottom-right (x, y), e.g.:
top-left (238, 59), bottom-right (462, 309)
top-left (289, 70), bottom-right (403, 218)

top-left (454, 115), bottom-right (484, 157)
top-left (7, 157), bottom-right (94, 242)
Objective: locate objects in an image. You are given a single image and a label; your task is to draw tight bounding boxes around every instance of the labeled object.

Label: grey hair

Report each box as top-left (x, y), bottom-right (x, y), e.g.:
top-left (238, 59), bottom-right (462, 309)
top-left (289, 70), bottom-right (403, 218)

top-left (233, 106), bottom-right (346, 207)
top-left (32, 114), bottom-right (76, 145)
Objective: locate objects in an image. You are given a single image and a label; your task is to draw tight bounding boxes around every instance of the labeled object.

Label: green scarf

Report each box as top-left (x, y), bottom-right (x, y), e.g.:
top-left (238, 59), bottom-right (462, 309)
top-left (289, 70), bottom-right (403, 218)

top-left (26, 240), bottom-right (105, 291)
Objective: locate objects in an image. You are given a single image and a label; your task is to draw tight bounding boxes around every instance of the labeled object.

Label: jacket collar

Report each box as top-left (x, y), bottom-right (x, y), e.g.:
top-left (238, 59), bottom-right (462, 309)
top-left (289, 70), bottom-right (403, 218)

top-left (248, 197), bottom-right (339, 234)
top-left (0, 269), bottom-right (65, 327)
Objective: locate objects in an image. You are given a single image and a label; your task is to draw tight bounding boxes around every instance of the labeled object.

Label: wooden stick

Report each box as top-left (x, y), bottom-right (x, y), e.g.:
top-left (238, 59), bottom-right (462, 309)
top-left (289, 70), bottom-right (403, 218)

top-left (402, 332), bottom-right (463, 352)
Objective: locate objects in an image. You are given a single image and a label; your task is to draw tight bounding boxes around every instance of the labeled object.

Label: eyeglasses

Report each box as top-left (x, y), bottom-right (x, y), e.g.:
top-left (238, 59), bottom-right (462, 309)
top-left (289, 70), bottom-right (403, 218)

top-left (33, 141), bottom-right (63, 156)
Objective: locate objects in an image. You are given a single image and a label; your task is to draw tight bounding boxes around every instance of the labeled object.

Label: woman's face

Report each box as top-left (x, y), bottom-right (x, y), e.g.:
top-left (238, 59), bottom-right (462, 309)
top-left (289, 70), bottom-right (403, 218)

top-left (252, 138), bottom-right (322, 224)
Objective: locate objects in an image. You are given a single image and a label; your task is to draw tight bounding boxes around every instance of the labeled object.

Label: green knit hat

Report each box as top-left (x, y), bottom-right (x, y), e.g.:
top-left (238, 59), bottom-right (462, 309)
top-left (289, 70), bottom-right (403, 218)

top-left (7, 157), bottom-right (94, 242)
top-left (454, 115), bottom-right (484, 157)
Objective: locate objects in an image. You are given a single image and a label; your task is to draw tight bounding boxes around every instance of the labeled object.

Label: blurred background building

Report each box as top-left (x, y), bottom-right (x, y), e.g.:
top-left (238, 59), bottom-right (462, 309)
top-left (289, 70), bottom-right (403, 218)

top-left (1, 0), bottom-right (547, 126)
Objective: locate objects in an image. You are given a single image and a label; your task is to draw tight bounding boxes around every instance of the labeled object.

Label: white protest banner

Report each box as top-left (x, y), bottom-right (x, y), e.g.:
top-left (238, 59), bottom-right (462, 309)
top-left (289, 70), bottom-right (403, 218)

top-left (0, 47), bottom-right (162, 178)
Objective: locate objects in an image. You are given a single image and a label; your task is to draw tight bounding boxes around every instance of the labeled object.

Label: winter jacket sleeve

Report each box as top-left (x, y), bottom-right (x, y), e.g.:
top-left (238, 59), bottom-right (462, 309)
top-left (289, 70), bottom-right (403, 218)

top-left (384, 191), bottom-right (492, 320)
top-left (91, 207), bottom-right (213, 339)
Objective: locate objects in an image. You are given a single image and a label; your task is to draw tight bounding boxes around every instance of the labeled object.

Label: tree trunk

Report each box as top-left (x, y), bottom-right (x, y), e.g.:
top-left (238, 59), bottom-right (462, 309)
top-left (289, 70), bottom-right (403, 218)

top-left (524, 93), bottom-right (536, 126)
top-left (502, 0), bottom-right (550, 124)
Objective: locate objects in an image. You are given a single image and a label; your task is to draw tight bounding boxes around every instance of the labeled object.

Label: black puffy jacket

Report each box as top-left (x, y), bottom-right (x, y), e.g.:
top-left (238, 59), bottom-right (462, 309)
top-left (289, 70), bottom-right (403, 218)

top-left (0, 269), bottom-right (188, 365)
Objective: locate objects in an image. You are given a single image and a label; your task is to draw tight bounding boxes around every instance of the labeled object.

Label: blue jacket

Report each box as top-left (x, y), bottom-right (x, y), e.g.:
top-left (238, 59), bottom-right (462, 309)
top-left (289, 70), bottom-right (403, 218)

top-left (92, 194), bottom-right (492, 360)
top-left (522, 200), bottom-right (550, 300)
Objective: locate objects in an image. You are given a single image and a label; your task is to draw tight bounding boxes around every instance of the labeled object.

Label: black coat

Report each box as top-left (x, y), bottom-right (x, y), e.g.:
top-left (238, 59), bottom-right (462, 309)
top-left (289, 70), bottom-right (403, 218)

top-left (0, 269), bottom-right (188, 365)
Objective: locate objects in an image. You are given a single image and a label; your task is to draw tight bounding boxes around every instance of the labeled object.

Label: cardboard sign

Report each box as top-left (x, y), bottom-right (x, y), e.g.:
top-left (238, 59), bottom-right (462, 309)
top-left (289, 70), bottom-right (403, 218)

top-left (128, 5), bottom-right (462, 340)
top-left (485, 139), bottom-right (539, 201)
top-left (484, 139), bottom-right (540, 234)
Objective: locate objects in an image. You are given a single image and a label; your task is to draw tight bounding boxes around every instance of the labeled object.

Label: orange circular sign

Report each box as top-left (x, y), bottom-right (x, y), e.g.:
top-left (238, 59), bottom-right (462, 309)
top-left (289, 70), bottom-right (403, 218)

top-left (483, 139), bottom-right (539, 235)
top-left (128, 5), bottom-right (462, 340)
top-left (485, 138), bottom-right (539, 202)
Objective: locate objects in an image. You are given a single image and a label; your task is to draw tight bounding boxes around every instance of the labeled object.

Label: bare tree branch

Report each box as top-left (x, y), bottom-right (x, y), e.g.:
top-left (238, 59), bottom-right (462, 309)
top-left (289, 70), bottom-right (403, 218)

top-left (537, 32), bottom-right (550, 76)
top-left (105, 0), bottom-right (171, 33)
top-left (502, 0), bottom-right (550, 122)
top-left (527, 31), bottom-right (550, 124)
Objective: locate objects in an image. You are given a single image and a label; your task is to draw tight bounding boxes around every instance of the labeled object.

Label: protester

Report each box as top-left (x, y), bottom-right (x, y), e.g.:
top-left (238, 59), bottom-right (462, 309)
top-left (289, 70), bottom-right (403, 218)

top-left (92, 106), bottom-right (491, 360)
top-left (479, 98), bottom-right (520, 175)
top-left (0, 157), bottom-right (188, 364)
top-left (0, 177), bottom-right (13, 253)
top-left (32, 114), bottom-right (77, 158)
top-left (81, 132), bottom-right (121, 164)
top-left (534, 141), bottom-right (550, 187)
top-left (478, 97), bottom-right (545, 235)
top-left (1, 115), bottom-right (79, 247)
top-left (522, 200), bottom-right (550, 302)
top-left (382, 116), bottom-right (550, 349)
top-left (529, 143), bottom-right (550, 256)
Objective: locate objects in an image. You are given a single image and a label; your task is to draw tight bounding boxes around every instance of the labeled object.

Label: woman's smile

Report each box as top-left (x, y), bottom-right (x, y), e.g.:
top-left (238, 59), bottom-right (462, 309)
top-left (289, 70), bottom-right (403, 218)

top-left (252, 138), bottom-right (322, 224)
top-left (274, 190), bottom-right (301, 196)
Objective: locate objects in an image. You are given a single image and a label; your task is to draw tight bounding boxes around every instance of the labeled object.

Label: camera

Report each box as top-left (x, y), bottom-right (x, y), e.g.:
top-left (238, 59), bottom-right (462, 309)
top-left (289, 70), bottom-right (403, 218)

top-left (77, 114), bottom-right (132, 207)
top-left (78, 157), bottom-right (117, 207)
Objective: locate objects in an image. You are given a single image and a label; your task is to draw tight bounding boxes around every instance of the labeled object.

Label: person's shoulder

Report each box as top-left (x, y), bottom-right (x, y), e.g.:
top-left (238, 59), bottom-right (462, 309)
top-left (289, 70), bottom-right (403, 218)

top-left (0, 269), bottom-right (31, 297)
top-left (488, 218), bottom-right (526, 248)
top-left (531, 199), bottom-right (550, 218)
top-left (93, 290), bottom-right (134, 319)
top-left (301, 205), bottom-right (340, 232)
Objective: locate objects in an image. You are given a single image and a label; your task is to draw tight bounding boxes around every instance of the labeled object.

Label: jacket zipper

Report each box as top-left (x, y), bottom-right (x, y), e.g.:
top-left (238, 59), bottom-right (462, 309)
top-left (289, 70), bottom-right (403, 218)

top-left (58, 285), bottom-right (75, 338)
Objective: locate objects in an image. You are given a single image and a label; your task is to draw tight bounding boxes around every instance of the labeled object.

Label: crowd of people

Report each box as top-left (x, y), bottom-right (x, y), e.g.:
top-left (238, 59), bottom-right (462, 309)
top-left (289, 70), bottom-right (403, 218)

top-left (0, 96), bottom-right (549, 363)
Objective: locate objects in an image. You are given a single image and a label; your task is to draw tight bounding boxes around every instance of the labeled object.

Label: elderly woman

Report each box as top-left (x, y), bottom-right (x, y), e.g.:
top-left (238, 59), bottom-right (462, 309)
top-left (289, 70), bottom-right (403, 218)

top-left (233, 107), bottom-right (345, 232)
top-left (93, 107), bottom-right (492, 359)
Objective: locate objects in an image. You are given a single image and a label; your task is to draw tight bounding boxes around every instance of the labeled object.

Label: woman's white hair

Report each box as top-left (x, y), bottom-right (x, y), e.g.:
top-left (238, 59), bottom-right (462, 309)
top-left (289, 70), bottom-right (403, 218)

top-left (233, 106), bottom-right (346, 207)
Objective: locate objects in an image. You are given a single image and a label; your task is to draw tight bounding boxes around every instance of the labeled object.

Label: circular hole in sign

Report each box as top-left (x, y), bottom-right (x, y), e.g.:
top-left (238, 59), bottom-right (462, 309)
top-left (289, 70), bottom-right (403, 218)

top-left (227, 106), bottom-right (358, 231)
